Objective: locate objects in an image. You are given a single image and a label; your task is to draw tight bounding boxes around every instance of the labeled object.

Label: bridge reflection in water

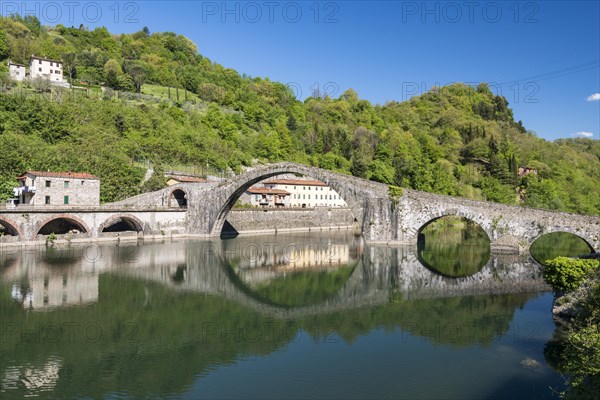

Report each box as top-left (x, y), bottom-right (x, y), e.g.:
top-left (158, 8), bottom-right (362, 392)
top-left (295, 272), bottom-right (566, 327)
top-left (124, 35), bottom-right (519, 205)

top-left (0, 233), bottom-right (557, 399)
top-left (1, 232), bottom-right (548, 316)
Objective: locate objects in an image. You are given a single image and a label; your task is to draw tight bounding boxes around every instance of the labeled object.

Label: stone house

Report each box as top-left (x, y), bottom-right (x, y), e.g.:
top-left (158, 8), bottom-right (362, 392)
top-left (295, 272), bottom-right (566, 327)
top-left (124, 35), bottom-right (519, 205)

top-left (12, 171), bottom-right (100, 207)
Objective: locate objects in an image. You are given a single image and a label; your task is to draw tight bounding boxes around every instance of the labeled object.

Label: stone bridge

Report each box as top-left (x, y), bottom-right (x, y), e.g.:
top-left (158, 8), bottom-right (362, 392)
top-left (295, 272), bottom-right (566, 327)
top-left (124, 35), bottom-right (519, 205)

top-left (0, 206), bottom-right (187, 242)
top-left (1, 162), bottom-right (598, 252)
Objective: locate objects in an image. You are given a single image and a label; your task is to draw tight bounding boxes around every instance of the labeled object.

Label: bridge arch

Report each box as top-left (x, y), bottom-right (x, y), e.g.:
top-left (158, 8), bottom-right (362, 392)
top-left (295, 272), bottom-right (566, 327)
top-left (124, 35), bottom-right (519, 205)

top-left (99, 214), bottom-right (145, 234)
top-left (35, 214), bottom-right (91, 239)
top-left (168, 188), bottom-right (188, 208)
top-left (530, 229), bottom-right (595, 253)
top-left (207, 163), bottom-right (387, 237)
top-left (0, 217), bottom-right (22, 237)
top-left (415, 210), bottom-right (493, 243)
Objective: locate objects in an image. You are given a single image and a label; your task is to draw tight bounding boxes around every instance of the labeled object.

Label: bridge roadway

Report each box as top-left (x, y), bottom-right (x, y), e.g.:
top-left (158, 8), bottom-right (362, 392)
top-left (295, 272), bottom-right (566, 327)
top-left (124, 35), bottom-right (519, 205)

top-left (0, 162), bottom-right (598, 252)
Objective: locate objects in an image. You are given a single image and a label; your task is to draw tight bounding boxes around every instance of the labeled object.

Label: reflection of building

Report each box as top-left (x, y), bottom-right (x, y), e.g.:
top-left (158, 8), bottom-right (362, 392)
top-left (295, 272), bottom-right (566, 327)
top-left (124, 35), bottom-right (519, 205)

top-left (9, 171), bottom-right (100, 207)
top-left (233, 243), bottom-right (351, 286)
top-left (231, 242), bottom-right (351, 270)
top-left (12, 274), bottom-right (98, 310)
top-left (238, 177), bottom-right (347, 208)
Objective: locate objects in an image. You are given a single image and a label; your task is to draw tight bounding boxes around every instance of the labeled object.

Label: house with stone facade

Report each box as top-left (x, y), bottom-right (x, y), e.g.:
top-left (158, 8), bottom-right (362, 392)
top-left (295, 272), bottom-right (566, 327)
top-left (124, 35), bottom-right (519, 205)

top-left (9, 171), bottom-right (100, 207)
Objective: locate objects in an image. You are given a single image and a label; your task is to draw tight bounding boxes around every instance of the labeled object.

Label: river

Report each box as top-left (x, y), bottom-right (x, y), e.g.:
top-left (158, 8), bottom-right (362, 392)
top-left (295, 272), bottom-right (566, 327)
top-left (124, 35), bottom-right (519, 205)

top-left (0, 227), bottom-right (591, 399)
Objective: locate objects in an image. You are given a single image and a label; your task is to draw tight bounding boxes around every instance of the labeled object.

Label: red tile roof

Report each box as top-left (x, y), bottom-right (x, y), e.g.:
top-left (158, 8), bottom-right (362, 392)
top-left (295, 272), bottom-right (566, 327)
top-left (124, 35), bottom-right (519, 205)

top-left (263, 179), bottom-right (327, 187)
top-left (18, 171), bottom-right (99, 180)
top-left (246, 187), bottom-right (291, 195)
top-left (168, 175), bottom-right (209, 183)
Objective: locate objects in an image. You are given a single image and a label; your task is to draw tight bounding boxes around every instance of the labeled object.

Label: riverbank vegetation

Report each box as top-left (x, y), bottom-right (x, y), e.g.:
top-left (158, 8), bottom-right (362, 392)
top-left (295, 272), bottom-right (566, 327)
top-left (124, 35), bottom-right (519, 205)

top-left (1, 15), bottom-right (599, 214)
top-left (543, 257), bottom-right (600, 398)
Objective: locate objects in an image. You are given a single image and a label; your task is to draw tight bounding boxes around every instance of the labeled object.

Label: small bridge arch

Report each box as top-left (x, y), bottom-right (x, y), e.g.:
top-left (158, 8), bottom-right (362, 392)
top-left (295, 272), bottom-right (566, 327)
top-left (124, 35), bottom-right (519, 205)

top-left (530, 228), bottom-right (596, 252)
top-left (35, 214), bottom-right (91, 239)
top-left (0, 216), bottom-right (22, 237)
top-left (415, 210), bottom-right (493, 243)
top-left (168, 188), bottom-right (188, 208)
top-left (99, 214), bottom-right (145, 235)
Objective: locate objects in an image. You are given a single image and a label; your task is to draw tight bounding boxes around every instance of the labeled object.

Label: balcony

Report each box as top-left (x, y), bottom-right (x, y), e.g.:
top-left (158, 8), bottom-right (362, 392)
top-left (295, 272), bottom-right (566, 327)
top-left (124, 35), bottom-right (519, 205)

top-left (13, 186), bottom-right (36, 196)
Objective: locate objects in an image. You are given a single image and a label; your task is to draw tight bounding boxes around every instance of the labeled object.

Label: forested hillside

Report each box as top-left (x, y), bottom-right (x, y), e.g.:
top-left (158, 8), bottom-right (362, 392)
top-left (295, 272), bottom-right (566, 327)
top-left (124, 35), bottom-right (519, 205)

top-left (1, 15), bottom-right (598, 213)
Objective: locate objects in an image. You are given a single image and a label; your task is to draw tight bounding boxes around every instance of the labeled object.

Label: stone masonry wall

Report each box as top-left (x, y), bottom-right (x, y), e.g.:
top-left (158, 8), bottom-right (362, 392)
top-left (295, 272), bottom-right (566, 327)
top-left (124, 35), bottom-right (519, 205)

top-left (225, 208), bottom-right (356, 234)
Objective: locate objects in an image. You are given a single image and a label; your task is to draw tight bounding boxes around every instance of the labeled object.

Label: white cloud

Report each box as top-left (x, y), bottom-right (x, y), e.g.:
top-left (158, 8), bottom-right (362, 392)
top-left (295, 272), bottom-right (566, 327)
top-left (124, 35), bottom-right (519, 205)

top-left (586, 93), bottom-right (600, 101)
top-left (573, 131), bottom-right (594, 138)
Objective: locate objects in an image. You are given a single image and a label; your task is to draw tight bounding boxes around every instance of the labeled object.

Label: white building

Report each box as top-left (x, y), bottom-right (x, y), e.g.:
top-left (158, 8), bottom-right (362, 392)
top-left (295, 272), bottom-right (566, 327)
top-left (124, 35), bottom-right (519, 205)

top-left (8, 61), bottom-right (26, 81)
top-left (262, 179), bottom-right (347, 208)
top-left (29, 55), bottom-right (63, 82)
top-left (10, 171), bottom-right (100, 207)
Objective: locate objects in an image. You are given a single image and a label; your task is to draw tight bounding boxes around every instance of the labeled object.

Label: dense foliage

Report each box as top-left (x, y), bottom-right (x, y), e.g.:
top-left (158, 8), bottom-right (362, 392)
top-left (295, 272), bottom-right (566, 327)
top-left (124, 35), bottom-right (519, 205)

top-left (543, 257), bottom-right (599, 292)
top-left (545, 268), bottom-right (600, 398)
top-left (1, 15), bottom-right (599, 211)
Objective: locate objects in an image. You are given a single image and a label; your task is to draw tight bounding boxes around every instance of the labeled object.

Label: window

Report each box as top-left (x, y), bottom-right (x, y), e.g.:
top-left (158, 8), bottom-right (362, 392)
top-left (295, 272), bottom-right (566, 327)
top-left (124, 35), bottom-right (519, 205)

top-left (39, 60), bottom-right (42, 64)
top-left (45, 180), bottom-right (51, 188)
top-left (45, 196), bottom-right (50, 204)
top-left (50, 70), bottom-right (53, 74)
top-left (64, 196), bottom-right (69, 205)
top-left (303, 194), bottom-right (305, 199)
top-left (294, 186), bottom-right (296, 189)
top-left (50, 62), bottom-right (53, 67)
top-left (64, 181), bottom-right (69, 189)
top-left (308, 195), bottom-right (311, 199)
top-left (81, 180), bottom-right (84, 185)
top-left (39, 68), bottom-right (42, 72)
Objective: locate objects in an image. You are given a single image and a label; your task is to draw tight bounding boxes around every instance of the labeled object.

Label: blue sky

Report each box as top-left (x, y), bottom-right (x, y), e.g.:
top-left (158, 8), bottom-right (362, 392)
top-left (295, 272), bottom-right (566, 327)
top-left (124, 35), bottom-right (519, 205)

top-left (5, 1), bottom-right (599, 141)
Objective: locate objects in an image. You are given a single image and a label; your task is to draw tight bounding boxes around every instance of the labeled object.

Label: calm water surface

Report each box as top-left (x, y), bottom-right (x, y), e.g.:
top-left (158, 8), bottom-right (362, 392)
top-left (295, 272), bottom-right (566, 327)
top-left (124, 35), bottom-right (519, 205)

top-left (0, 230), bottom-right (585, 399)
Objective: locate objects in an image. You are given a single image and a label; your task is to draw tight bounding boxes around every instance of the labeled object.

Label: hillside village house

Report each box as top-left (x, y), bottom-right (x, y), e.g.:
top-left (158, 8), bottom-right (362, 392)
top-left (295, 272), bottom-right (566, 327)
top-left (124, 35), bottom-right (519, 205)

top-left (9, 171), bottom-right (100, 208)
top-left (166, 175), bottom-right (209, 186)
top-left (29, 55), bottom-right (64, 83)
top-left (8, 62), bottom-right (26, 81)
top-left (262, 179), bottom-right (347, 208)
top-left (240, 187), bottom-right (291, 208)
top-left (239, 178), bottom-right (347, 208)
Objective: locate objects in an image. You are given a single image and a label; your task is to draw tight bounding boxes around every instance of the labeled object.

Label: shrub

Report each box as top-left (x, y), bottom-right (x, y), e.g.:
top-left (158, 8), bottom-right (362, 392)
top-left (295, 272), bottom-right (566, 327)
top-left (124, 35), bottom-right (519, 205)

top-left (543, 256), bottom-right (599, 291)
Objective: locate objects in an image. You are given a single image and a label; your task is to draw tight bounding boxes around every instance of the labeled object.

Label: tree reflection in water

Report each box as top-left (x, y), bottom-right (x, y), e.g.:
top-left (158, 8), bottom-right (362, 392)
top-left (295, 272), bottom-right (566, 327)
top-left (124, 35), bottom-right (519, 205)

top-left (417, 216), bottom-right (491, 277)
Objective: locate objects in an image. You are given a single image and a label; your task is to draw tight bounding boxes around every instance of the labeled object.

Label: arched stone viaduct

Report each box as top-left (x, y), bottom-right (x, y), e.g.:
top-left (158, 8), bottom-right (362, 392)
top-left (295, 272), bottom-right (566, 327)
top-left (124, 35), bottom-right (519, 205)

top-left (0, 162), bottom-right (598, 252)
